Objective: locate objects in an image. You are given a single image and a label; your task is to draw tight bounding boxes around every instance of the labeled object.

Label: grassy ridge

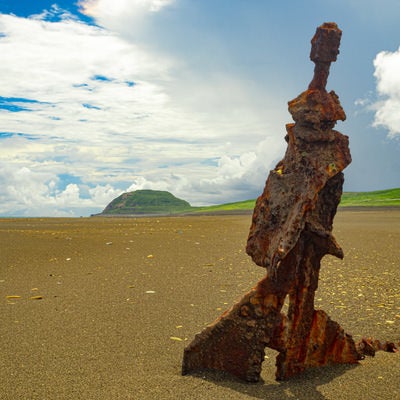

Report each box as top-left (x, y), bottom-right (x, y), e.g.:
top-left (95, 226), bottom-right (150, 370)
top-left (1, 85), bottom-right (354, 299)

top-left (340, 188), bottom-right (400, 207)
top-left (102, 190), bottom-right (192, 215)
top-left (100, 188), bottom-right (400, 216)
top-left (194, 199), bottom-right (256, 213)
top-left (194, 188), bottom-right (400, 213)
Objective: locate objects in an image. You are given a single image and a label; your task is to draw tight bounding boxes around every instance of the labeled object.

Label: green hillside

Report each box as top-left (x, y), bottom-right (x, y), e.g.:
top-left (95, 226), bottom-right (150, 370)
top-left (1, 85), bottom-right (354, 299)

top-left (194, 199), bottom-right (256, 213)
top-left (192, 188), bottom-right (400, 213)
top-left (99, 188), bottom-right (400, 216)
top-left (340, 188), bottom-right (400, 207)
top-left (101, 190), bottom-right (192, 215)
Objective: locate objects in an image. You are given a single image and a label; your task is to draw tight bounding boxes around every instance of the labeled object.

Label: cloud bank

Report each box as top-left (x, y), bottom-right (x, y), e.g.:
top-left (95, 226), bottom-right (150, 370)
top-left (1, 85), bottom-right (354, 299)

top-left (0, 3), bottom-right (286, 216)
top-left (373, 48), bottom-right (400, 137)
top-left (80, 0), bottom-right (175, 17)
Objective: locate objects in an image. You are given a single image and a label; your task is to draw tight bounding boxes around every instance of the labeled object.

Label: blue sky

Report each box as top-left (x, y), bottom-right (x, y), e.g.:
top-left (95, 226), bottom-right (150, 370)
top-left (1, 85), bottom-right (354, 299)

top-left (0, 0), bottom-right (399, 216)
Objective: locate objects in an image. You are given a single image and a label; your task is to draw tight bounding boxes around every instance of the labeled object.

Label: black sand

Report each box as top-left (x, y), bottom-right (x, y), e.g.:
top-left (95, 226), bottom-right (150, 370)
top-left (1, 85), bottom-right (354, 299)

top-left (1, 210), bottom-right (399, 399)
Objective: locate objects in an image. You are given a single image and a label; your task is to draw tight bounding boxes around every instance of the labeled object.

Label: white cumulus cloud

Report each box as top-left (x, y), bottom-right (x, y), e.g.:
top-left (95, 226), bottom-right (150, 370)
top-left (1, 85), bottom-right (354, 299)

top-left (80, 0), bottom-right (174, 16)
top-left (79, 0), bottom-right (175, 33)
top-left (0, 162), bottom-right (123, 216)
top-left (373, 48), bottom-right (400, 137)
top-left (0, 3), bottom-right (287, 216)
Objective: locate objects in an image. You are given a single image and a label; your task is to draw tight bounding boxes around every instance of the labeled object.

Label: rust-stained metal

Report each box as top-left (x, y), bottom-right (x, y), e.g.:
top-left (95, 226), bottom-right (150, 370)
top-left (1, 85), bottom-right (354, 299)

top-left (182, 23), bottom-right (397, 382)
top-left (357, 338), bottom-right (398, 357)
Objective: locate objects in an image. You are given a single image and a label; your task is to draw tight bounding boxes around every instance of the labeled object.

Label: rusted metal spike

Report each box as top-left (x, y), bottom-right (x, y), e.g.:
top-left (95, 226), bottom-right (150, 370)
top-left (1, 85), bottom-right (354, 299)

top-left (182, 22), bottom-right (395, 383)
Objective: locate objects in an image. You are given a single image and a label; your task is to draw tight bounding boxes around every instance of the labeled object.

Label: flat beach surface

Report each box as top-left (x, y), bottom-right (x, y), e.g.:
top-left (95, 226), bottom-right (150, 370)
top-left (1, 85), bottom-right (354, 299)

top-left (1, 210), bottom-right (399, 399)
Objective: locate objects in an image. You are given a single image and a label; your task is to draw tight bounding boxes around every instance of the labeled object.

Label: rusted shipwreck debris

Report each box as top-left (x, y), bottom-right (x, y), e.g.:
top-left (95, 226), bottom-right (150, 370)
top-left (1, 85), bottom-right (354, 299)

top-left (182, 23), bottom-right (397, 382)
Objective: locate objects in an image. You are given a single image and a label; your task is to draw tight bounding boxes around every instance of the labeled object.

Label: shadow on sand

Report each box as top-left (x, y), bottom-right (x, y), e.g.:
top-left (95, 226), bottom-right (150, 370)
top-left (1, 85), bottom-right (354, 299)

top-left (189, 362), bottom-right (358, 400)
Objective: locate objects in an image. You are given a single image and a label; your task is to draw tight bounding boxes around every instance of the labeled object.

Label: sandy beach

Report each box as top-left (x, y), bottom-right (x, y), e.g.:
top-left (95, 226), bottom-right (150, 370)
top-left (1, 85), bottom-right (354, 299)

top-left (1, 210), bottom-right (399, 399)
